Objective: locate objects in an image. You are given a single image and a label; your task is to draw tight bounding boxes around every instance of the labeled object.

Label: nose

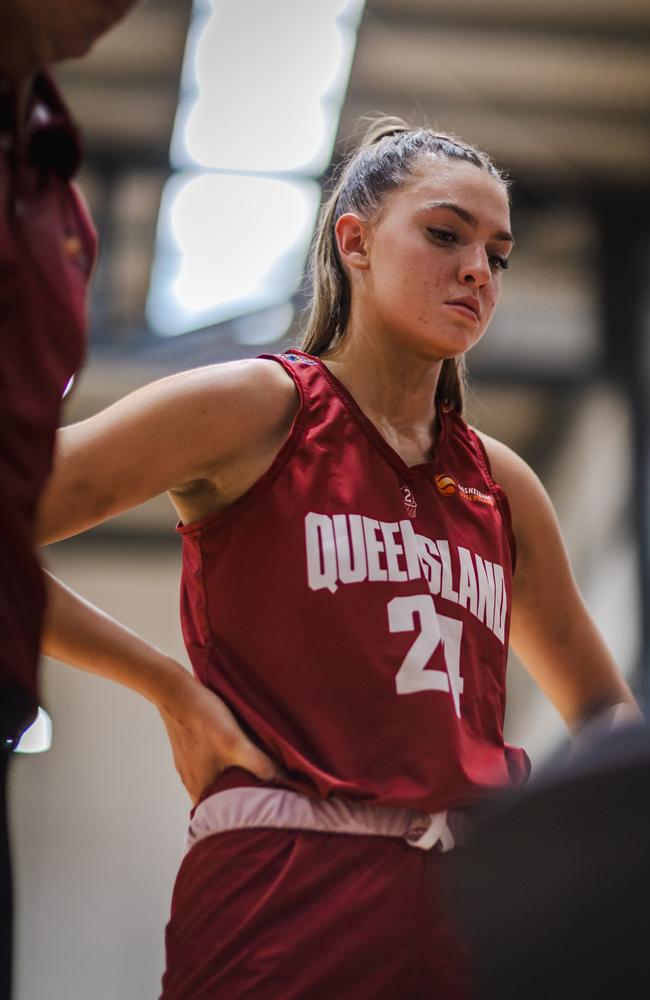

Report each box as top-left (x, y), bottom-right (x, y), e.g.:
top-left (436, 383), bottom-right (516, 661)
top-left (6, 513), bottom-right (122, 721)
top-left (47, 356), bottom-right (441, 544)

top-left (458, 246), bottom-right (492, 286)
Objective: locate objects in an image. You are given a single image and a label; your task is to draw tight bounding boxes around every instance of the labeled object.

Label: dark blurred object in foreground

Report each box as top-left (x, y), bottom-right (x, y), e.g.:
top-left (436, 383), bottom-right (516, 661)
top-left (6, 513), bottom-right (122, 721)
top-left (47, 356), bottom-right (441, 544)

top-left (445, 721), bottom-right (650, 999)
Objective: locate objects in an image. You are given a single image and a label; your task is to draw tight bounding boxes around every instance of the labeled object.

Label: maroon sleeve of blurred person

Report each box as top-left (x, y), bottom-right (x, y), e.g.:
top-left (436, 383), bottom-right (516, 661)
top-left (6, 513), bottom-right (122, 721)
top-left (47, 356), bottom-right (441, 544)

top-left (0, 71), bottom-right (97, 745)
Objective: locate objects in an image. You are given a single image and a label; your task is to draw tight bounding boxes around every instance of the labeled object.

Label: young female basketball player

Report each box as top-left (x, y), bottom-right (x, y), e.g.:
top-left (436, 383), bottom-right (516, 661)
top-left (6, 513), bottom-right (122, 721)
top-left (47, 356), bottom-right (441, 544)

top-left (38, 120), bottom-right (640, 998)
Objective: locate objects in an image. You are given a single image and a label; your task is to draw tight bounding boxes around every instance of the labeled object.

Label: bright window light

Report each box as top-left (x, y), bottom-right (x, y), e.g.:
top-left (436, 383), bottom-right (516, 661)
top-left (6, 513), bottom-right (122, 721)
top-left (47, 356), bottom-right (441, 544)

top-left (172, 0), bottom-right (364, 175)
top-left (14, 707), bottom-right (52, 754)
top-left (147, 173), bottom-right (320, 336)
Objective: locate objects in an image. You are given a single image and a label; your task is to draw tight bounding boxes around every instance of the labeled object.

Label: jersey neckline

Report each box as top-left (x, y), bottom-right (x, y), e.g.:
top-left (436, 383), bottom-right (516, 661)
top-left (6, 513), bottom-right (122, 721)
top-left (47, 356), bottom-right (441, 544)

top-left (294, 350), bottom-right (450, 480)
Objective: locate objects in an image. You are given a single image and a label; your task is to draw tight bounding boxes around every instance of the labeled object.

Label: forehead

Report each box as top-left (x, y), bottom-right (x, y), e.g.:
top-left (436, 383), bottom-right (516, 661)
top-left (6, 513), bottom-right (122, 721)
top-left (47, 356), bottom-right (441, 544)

top-left (385, 157), bottom-right (511, 229)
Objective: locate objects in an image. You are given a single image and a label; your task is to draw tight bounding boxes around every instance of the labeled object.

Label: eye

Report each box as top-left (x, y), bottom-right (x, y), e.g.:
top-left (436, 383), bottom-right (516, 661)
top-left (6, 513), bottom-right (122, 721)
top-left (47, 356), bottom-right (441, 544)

top-left (489, 254), bottom-right (510, 272)
top-left (426, 228), bottom-right (457, 244)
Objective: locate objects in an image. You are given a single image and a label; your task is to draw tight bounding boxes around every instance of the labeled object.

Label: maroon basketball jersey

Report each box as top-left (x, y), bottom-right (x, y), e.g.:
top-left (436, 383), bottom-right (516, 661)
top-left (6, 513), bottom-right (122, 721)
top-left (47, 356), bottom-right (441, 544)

top-left (0, 72), bottom-right (96, 741)
top-left (178, 351), bottom-right (530, 812)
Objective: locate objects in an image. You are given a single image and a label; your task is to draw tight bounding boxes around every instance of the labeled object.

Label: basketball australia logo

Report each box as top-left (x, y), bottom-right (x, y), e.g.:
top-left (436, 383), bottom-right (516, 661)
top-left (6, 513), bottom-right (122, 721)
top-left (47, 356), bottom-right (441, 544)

top-left (435, 473), bottom-right (495, 507)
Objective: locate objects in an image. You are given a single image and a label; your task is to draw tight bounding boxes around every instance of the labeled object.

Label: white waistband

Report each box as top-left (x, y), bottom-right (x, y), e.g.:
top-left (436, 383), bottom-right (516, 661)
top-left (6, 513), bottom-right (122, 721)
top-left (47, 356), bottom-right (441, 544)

top-left (185, 786), bottom-right (462, 856)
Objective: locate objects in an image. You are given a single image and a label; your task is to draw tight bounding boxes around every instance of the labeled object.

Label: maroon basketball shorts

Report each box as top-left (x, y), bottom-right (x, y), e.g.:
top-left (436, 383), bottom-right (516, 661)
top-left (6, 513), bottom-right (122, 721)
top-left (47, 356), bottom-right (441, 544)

top-left (160, 789), bottom-right (473, 1000)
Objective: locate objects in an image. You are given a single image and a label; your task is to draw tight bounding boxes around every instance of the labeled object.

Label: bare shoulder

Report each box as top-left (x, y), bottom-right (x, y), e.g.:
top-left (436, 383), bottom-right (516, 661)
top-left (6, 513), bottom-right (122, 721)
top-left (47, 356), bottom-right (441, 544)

top-left (163, 356), bottom-right (300, 470)
top-left (60, 355), bottom-right (301, 481)
top-left (41, 357), bottom-right (300, 541)
top-left (165, 357), bottom-right (300, 514)
top-left (473, 429), bottom-right (543, 499)
top-left (136, 356), bottom-right (299, 461)
top-left (158, 356), bottom-right (297, 418)
top-left (472, 428), bottom-right (562, 565)
top-left (169, 355), bottom-right (293, 391)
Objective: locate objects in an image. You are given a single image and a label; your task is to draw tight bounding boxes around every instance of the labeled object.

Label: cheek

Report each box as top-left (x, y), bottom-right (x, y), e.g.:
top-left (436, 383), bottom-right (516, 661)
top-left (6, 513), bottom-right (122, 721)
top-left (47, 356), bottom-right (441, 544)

top-left (477, 285), bottom-right (500, 333)
top-left (482, 276), bottom-right (500, 308)
top-left (398, 253), bottom-right (448, 298)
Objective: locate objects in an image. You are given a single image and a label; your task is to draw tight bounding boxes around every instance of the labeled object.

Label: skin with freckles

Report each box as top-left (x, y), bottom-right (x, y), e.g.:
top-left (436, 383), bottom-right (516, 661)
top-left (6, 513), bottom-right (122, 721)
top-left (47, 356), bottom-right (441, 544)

top-left (322, 156), bottom-right (512, 463)
top-left (333, 157), bottom-right (512, 364)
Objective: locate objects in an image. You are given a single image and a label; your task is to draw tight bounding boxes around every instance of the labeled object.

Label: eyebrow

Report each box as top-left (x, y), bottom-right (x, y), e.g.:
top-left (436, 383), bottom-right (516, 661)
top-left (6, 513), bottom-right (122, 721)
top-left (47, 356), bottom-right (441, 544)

top-left (422, 200), bottom-right (514, 245)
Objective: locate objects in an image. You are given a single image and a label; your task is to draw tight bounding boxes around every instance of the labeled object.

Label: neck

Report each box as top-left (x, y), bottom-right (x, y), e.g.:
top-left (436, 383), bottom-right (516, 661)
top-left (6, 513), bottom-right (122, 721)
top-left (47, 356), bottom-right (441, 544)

top-left (321, 320), bottom-right (447, 460)
top-left (323, 323), bottom-right (444, 425)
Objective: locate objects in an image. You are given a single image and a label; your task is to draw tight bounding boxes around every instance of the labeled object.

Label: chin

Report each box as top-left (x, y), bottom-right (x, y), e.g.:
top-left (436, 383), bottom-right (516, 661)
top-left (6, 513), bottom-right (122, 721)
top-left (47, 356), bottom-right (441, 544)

top-left (436, 321), bottom-right (486, 356)
top-left (418, 332), bottom-right (479, 361)
top-left (386, 314), bottom-right (483, 361)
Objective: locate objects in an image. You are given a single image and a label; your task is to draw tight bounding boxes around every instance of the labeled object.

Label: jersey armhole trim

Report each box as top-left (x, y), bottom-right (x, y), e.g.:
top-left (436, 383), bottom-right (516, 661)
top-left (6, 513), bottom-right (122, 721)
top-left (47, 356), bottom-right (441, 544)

top-left (177, 355), bottom-right (308, 537)
top-left (467, 427), bottom-right (518, 573)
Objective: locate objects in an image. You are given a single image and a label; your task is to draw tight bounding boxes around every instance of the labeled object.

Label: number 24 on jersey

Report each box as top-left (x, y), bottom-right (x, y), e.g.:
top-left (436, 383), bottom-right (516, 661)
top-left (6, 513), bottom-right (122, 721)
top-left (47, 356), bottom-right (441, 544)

top-left (388, 595), bottom-right (464, 718)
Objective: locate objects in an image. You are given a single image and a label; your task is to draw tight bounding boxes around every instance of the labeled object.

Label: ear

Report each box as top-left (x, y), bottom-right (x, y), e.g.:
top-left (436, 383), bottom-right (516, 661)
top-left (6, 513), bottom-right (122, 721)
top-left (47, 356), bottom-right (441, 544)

top-left (334, 213), bottom-right (370, 271)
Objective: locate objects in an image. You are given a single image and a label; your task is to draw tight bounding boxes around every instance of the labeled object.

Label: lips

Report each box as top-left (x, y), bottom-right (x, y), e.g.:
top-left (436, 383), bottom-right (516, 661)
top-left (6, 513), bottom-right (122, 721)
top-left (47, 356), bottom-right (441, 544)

top-left (445, 296), bottom-right (481, 320)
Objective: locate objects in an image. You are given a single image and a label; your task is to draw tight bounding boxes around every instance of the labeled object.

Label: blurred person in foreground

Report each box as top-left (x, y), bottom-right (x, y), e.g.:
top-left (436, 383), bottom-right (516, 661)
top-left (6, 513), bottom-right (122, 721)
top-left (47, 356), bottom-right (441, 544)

top-left (443, 712), bottom-right (650, 998)
top-left (0, 2), bottom-right (142, 995)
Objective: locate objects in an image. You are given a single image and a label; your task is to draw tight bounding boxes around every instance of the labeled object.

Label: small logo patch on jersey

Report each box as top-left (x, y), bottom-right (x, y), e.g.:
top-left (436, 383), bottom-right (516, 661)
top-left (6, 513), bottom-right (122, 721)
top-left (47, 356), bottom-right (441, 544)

top-left (285, 353), bottom-right (317, 365)
top-left (400, 484), bottom-right (417, 518)
top-left (435, 473), bottom-right (495, 507)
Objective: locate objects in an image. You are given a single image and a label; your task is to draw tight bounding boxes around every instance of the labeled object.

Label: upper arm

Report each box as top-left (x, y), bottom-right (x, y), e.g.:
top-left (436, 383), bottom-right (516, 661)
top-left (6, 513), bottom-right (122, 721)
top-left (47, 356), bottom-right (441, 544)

top-left (476, 430), bottom-right (637, 728)
top-left (38, 358), bottom-right (298, 544)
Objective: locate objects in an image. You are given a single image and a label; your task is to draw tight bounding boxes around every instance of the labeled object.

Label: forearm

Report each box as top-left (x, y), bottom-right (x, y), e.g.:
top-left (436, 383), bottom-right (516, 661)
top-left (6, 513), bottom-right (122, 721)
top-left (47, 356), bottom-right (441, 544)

top-left (42, 571), bottom-right (279, 799)
top-left (42, 571), bottom-right (192, 711)
top-left (513, 606), bottom-right (637, 717)
top-left (511, 591), bottom-right (643, 755)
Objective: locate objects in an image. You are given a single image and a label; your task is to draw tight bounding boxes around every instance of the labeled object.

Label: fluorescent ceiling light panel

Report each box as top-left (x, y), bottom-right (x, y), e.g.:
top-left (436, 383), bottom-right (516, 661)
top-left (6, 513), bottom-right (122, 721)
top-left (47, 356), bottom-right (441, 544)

top-left (147, 172), bottom-right (320, 335)
top-left (148, 0), bottom-right (366, 336)
top-left (172, 0), bottom-right (365, 174)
